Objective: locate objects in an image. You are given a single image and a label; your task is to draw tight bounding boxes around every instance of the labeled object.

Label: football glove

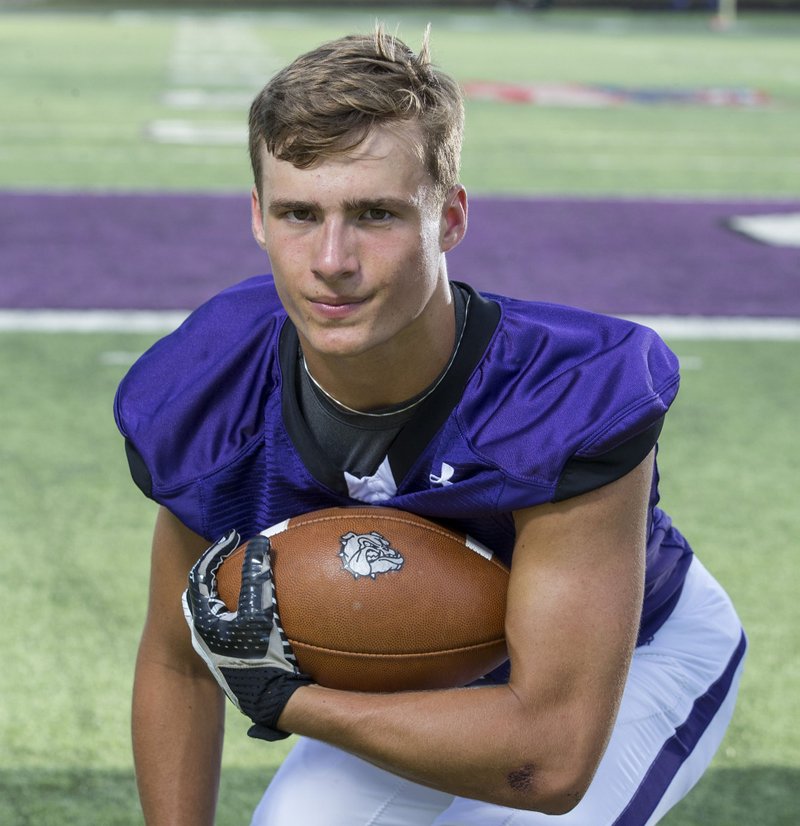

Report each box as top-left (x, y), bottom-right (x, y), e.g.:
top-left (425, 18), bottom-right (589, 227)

top-left (182, 530), bottom-right (313, 741)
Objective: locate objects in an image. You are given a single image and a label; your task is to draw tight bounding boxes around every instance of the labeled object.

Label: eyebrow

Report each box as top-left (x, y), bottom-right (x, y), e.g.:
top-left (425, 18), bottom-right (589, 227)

top-left (267, 198), bottom-right (319, 215)
top-left (267, 196), bottom-right (417, 215)
top-left (343, 197), bottom-right (417, 213)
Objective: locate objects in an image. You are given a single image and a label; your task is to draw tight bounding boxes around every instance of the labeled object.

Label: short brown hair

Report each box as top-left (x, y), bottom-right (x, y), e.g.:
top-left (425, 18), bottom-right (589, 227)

top-left (248, 26), bottom-right (464, 198)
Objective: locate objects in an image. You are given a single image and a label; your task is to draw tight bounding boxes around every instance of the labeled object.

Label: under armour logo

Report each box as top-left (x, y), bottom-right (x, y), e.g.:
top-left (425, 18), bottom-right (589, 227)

top-left (429, 462), bottom-right (455, 487)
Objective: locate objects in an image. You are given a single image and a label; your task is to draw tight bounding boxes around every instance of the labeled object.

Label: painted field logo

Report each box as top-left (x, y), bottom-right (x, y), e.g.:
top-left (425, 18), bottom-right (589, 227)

top-left (339, 531), bottom-right (404, 579)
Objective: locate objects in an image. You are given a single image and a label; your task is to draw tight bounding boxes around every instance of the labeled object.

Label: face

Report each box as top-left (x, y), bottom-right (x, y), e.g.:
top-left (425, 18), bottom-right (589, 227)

top-left (251, 123), bottom-right (467, 373)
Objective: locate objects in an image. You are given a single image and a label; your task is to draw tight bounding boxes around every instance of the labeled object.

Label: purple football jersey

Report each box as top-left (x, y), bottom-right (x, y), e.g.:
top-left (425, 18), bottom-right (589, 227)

top-left (115, 276), bottom-right (691, 657)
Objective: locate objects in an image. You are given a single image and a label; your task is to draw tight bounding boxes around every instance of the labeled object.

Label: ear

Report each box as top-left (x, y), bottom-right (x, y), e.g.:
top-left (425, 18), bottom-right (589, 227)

top-left (251, 186), bottom-right (268, 251)
top-left (440, 185), bottom-right (468, 253)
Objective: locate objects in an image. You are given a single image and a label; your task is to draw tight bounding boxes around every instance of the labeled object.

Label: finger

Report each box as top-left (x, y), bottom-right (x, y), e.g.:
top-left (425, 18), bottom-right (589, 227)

top-left (189, 529), bottom-right (241, 596)
top-left (238, 535), bottom-right (273, 616)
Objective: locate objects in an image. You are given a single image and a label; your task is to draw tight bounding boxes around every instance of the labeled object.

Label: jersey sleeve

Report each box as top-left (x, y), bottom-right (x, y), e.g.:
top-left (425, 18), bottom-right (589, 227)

top-left (463, 298), bottom-right (680, 505)
top-left (113, 275), bottom-right (285, 536)
top-left (553, 414), bottom-right (664, 501)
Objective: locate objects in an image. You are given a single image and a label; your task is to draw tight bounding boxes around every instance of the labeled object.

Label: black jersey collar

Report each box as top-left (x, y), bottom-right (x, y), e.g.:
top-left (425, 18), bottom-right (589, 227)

top-left (278, 282), bottom-right (501, 495)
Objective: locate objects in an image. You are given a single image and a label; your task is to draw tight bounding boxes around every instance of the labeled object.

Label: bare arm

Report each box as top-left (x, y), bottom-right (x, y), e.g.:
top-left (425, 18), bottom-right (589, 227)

top-left (278, 452), bottom-right (653, 814)
top-left (132, 507), bottom-right (226, 826)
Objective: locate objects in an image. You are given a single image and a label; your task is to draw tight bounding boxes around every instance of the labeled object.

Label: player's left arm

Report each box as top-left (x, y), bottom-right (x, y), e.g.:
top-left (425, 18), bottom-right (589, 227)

top-left (277, 450), bottom-right (653, 814)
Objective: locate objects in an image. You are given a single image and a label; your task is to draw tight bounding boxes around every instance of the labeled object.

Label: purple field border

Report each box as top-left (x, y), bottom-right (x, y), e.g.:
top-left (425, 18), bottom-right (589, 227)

top-left (1, 192), bottom-right (798, 317)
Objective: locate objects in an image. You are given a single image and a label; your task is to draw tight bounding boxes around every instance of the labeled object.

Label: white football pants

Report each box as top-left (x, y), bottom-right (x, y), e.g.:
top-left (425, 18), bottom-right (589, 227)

top-left (250, 557), bottom-right (745, 826)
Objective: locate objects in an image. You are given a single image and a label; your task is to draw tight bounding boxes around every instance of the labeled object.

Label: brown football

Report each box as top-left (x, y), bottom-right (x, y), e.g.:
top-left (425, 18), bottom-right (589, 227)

top-left (215, 506), bottom-right (509, 692)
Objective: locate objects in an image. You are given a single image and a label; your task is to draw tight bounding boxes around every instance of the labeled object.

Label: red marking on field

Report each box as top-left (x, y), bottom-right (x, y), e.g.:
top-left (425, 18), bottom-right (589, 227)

top-left (463, 81), bottom-right (770, 108)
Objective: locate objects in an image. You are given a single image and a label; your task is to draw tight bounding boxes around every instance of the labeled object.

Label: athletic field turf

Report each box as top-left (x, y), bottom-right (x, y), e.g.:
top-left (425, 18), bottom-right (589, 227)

top-left (1, 6), bottom-right (798, 825)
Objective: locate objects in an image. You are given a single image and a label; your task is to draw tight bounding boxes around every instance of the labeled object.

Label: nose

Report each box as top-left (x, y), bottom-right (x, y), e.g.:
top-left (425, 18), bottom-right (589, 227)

top-left (311, 217), bottom-right (357, 281)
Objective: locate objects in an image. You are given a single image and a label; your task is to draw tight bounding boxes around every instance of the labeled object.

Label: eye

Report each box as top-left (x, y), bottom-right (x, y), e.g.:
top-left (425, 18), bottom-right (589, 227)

top-left (285, 209), bottom-right (314, 223)
top-left (362, 208), bottom-right (392, 222)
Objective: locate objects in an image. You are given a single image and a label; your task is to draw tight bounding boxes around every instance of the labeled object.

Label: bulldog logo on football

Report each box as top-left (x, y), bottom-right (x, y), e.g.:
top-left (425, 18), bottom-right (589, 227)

top-left (338, 530), bottom-right (405, 579)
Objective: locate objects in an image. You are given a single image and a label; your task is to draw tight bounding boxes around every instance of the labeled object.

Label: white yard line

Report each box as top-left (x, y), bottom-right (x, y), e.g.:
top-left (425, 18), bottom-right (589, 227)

top-left (623, 314), bottom-right (800, 340)
top-left (167, 16), bottom-right (282, 89)
top-left (2, 309), bottom-right (800, 341)
top-left (144, 120), bottom-right (247, 145)
top-left (0, 310), bottom-right (189, 333)
top-left (147, 15), bottom-right (284, 145)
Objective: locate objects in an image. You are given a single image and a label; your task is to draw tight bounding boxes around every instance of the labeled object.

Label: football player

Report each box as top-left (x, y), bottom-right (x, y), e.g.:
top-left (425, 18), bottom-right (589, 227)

top-left (115, 26), bottom-right (746, 826)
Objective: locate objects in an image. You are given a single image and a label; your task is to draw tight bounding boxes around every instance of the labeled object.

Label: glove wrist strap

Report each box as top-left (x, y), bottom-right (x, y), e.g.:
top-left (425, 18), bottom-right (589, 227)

top-left (220, 666), bottom-right (312, 741)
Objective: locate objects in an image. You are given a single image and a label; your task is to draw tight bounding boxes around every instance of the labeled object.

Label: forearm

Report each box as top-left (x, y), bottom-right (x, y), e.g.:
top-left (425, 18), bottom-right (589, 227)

top-left (275, 462), bottom-right (650, 814)
top-left (279, 681), bottom-right (596, 814)
top-left (132, 651), bottom-right (226, 826)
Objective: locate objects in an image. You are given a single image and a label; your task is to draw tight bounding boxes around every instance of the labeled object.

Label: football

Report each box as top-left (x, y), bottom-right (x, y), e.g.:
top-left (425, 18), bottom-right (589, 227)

top-left (215, 506), bottom-right (509, 692)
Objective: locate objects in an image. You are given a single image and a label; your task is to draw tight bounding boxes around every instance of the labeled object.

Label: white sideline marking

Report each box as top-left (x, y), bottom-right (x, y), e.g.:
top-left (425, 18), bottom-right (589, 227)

top-left (623, 315), bottom-right (800, 340)
top-left (0, 310), bottom-right (189, 333)
top-left (727, 212), bottom-right (800, 248)
top-left (1, 311), bottom-right (800, 341)
top-left (161, 89), bottom-right (255, 109)
top-left (145, 120), bottom-right (247, 145)
top-left (168, 16), bottom-right (281, 88)
top-left (147, 16), bottom-right (283, 144)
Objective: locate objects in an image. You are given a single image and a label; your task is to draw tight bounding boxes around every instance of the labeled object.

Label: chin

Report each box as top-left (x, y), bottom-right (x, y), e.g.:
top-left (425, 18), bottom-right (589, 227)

top-left (317, 331), bottom-right (398, 362)
top-left (304, 333), bottom-right (372, 359)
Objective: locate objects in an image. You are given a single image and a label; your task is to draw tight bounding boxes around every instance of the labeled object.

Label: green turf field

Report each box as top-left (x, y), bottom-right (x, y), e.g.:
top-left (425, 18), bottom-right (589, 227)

top-left (1, 332), bottom-right (797, 824)
top-left (1, 7), bottom-right (800, 196)
top-left (1, 5), bottom-right (799, 825)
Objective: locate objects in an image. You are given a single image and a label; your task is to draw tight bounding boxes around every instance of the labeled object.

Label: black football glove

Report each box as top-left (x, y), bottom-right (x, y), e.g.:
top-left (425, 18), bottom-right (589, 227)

top-left (182, 531), bottom-right (313, 741)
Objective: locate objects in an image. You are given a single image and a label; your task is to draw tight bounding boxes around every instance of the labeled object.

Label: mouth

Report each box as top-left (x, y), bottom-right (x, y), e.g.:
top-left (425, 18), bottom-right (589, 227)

top-left (314, 293), bottom-right (366, 306)
top-left (309, 295), bottom-right (368, 319)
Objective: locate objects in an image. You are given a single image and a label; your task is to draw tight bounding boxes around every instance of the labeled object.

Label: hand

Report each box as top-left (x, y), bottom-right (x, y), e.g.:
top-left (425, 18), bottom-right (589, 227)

top-left (182, 531), bottom-right (313, 741)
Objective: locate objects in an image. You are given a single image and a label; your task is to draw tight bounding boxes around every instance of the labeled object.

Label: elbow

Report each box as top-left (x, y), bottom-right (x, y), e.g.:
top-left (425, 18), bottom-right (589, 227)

top-left (499, 736), bottom-right (601, 814)
top-left (497, 687), bottom-right (611, 813)
top-left (538, 776), bottom-right (593, 816)
top-left (545, 753), bottom-right (599, 814)
top-left (500, 764), bottom-right (594, 815)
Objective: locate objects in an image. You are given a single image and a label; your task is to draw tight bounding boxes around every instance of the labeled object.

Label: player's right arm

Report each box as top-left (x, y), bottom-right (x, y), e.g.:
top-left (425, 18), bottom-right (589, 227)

top-left (132, 506), bottom-right (225, 826)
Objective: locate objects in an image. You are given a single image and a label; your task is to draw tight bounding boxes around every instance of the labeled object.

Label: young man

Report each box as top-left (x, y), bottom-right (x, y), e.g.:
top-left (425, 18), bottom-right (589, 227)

top-left (115, 28), bottom-right (746, 826)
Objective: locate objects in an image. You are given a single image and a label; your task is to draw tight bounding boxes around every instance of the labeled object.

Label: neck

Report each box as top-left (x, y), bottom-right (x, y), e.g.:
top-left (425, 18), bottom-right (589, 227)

top-left (302, 333), bottom-right (455, 413)
top-left (300, 285), bottom-right (457, 413)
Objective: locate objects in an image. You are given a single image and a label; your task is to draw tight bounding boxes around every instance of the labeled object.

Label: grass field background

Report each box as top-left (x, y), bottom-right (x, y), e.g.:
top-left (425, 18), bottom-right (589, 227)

top-left (1, 5), bottom-right (799, 825)
top-left (2, 7), bottom-right (800, 196)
